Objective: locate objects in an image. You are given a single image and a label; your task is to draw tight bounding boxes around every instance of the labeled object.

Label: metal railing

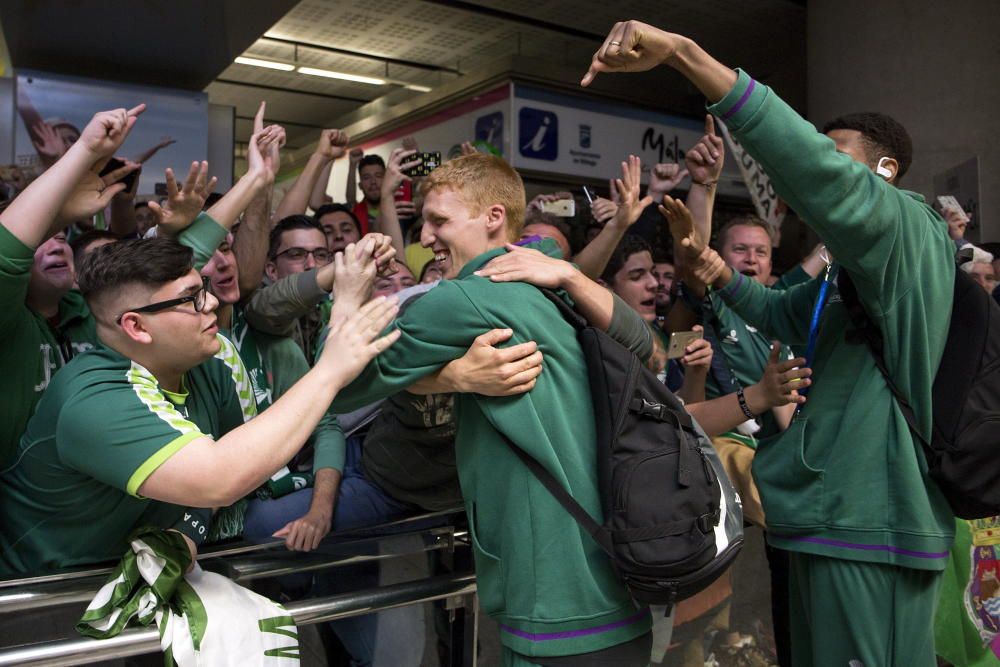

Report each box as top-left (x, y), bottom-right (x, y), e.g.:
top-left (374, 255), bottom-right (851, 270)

top-left (0, 571), bottom-right (477, 667)
top-left (0, 525), bottom-right (468, 615)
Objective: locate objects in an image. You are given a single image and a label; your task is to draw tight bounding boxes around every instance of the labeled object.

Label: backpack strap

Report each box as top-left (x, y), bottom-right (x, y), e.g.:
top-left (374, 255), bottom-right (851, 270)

top-left (500, 437), bottom-right (616, 557)
top-left (540, 288), bottom-right (588, 331)
top-left (838, 269), bottom-right (929, 448)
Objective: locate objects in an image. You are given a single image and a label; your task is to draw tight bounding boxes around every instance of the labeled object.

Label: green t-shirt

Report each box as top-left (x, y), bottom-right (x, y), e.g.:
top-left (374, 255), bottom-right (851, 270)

top-left (703, 294), bottom-right (794, 438)
top-left (0, 214), bottom-right (228, 467)
top-left (0, 225), bottom-right (97, 467)
top-left (0, 335), bottom-right (256, 575)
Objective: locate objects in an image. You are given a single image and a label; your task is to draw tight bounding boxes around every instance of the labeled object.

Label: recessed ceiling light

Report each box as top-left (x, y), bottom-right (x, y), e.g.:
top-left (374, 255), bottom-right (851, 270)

top-left (405, 84), bottom-right (433, 93)
top-left (234, 56), bottom-right (295, 72)
top-left (296, 67), bottom-right (386, 86)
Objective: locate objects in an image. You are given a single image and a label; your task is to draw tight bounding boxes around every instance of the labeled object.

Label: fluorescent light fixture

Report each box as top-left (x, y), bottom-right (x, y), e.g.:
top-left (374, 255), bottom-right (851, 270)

top-left (296, 66), bottom-right (386, 85)
top-left (405, 84), bottom-right (433, 93)
top-left (234, 56), bottom-right (295, 72)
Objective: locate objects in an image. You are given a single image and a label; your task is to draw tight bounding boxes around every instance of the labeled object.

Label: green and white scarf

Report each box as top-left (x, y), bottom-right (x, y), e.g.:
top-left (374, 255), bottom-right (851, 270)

top-left (78, 528), bottom-right (300, 665)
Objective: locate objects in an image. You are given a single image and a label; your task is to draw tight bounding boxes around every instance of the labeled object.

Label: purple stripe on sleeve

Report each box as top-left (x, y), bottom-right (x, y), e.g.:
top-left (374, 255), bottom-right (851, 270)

top-left (721, 271), bottom-right (746, 299)
top-left (500, 608), bottom-right (650, 642)
top-left (788, 536), bottom-right (948, 559)
top-left (720, 79), bottom-right (757, 121)
top-left (514, 235), bottom-right (543, 246)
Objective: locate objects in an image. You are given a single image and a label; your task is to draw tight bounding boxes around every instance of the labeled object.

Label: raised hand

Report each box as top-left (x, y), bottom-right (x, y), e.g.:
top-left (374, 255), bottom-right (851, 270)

top-left (246, 126), bottom-right (280, 183)
top-left (608, 155), bottom-right (654, 229)
top-left (56, 160), bottom-right (140, 227)
top-left (265, 125), bottom-right (286, 177)
top-left (942, 205), bottom-right (970, 241)
top-left (608, 178), bottom-right (622, 206)
top-left (320, 295), bottom-right (401, 387)
top-left (590, 197), bottom-right (618, 223)
top-left (315, 129), bottom-right (349, 161)
top-left (365, 232), bottom-right (398, 276)
top-left (753, 343), bottom-right (811, 408)
top-left (252, 101), bottom-right (285, 177)
top-left (332, 236), bottom-right (379, 314)
top-left (111, 160), bottom-right (141, 202)
top-left (348, 147), bottom-right (364, 166)
top-left (147, 161), bottom-right (217, 236)
top-left (475, 243), bottom-right (577, 289)
top-left (648, 162), bottom-right (689, 199)
top-left (686, 115), bottom-right (724, 185)
top-left (383, 147), bottom-right (421, 193)
top-left (659, 194), bottom-right (726, 286)
top-left (581, 21), bottom-right (683, 86)
top-left (32, 121), bottom-right (67, 163)
top-left (659, 194), bottom-right (703, 255)
top-left (77, 104), bottom-right (145, 159)
top-left (527, 191), bottom-right (573, 214)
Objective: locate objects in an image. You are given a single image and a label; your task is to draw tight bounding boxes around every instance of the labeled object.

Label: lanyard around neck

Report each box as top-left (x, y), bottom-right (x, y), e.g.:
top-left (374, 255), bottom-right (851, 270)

top-left (799, 253), bottom-right (834, 403)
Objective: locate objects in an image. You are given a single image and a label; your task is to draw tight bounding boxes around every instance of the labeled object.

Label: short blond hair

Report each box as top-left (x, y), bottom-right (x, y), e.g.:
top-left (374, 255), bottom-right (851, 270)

top-left (420, 153), bottom-right (526, 241)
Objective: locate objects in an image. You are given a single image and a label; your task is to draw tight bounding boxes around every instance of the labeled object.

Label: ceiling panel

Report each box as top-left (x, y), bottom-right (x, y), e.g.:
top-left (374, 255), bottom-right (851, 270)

top-left (210, 0), bottom-right (806, 162)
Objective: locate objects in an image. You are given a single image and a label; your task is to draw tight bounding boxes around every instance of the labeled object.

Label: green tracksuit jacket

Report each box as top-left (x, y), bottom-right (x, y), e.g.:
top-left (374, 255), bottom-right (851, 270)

top-left (330, 247), bottom-right (650, 658)
top-left (709, 70), bottom-right (955, 569)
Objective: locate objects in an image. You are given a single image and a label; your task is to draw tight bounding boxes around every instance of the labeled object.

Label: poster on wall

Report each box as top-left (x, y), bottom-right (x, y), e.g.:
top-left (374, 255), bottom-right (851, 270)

top-left (9, 70), bottom-right (209, 198)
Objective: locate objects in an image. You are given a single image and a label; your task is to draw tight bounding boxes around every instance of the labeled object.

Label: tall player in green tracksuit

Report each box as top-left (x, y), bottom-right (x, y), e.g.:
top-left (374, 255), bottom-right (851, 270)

top-left (327, 154), bottom-right (657, 666)
top-left (583, 21), bottom-right (954, 665)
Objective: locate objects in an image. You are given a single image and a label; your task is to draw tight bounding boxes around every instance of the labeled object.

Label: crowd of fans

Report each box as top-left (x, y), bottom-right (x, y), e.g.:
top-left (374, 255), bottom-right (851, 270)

top-left (0, 17), bottom-right (994, 667)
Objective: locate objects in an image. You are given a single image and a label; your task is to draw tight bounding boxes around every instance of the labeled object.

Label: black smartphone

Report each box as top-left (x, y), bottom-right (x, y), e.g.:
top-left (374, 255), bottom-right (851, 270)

top-left (402, 151), bottom-right (441, 178)
top-left (99, 157), bottom-right (139, 194)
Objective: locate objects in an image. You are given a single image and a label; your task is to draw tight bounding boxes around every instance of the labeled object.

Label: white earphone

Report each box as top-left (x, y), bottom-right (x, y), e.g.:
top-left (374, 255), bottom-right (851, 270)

top-left (876, 157), bottom-right (894, 180)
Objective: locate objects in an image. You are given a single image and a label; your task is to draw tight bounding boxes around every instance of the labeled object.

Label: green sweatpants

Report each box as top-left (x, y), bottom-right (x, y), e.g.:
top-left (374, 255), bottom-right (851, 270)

top-left (788, 552), bottom-right (942, 666)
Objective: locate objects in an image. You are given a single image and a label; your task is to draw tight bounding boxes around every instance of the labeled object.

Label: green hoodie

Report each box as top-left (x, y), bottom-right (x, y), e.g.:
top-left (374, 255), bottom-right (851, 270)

top-left (330, 247), bottom-right (650, 658)
top-left (708, 70), bottom-right (955, 570)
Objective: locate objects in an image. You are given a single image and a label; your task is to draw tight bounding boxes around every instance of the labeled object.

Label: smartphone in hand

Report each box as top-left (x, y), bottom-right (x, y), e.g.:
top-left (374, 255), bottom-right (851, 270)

top-left (667, 330), bottom-right (704, 359)
top-left (539, 199), bottom-right (576, 217)
top-left (99, 157), bottom-right (139, 194)
top-left (402, 152), bottom-right (441, 178)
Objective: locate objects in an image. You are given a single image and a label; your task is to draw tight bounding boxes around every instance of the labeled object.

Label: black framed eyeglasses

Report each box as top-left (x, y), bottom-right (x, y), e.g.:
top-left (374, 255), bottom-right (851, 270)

top-left (274, 247), bottom-right (333, 263)
top-left (116, 276), bottom-right (211, 324)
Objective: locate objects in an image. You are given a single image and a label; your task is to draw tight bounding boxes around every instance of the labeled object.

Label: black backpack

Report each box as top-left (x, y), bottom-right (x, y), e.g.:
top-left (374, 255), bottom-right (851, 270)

top-left (840, 263), bottom-right (1000, 519)
top-left (501, 290), bottom-right (744, 606)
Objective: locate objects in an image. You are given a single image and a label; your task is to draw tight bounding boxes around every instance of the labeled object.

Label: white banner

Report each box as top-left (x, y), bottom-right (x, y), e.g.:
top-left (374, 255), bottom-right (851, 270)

top-left (716, 119), bottom-right (786, 234)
